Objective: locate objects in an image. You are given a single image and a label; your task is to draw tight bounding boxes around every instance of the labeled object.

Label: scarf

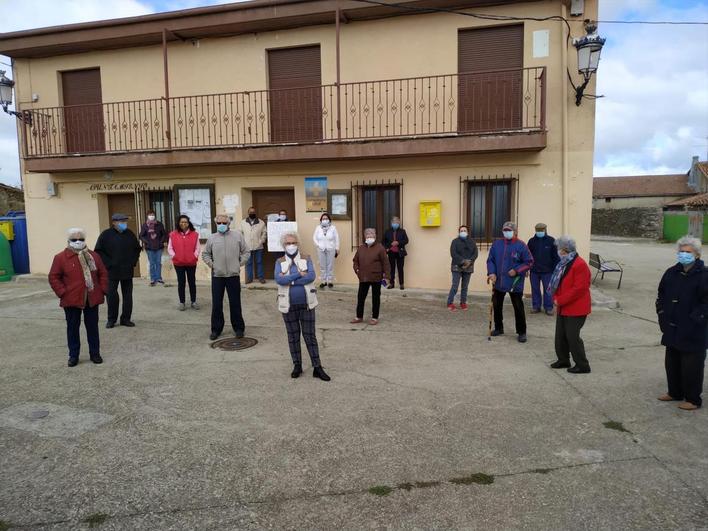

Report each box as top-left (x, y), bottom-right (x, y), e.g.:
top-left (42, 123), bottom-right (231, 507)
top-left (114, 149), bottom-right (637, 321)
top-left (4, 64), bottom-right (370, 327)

top-left (146, 220), bottom-right (158, 240)
top-left (547, 251), bottom-right (576, 296)
top-left (71, 247), bottom-right (97, 291)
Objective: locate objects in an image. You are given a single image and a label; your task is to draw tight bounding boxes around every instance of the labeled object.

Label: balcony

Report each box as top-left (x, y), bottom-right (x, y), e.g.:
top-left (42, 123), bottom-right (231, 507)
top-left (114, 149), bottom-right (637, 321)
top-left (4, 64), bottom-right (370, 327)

top-left (20, 67), bottom-right (546, 172)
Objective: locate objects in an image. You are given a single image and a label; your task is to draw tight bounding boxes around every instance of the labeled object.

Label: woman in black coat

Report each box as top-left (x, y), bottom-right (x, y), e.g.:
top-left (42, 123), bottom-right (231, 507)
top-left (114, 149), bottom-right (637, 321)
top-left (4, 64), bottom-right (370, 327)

top-left (383, 216), bottom-right (409, 290)
top-left (447, 225), bottom-right (478, 311)
top-left (656, 236), bottom-right (708, 410)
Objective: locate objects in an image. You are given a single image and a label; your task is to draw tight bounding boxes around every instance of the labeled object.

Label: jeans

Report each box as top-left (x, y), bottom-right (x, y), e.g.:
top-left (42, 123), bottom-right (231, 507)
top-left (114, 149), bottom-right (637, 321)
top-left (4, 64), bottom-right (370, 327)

top-left (388, 253), bottom-right (405, 286)
top-left (665, 346), bottom-right (705, 407)
top-left (246, 248), bottom-right (264, 281)
top-left (175, 265), bottom-right (197, 304)
top-left (64, 305), bottom-right (100, 360)
top-left (147, 248), bottom-right (163, 282)
top-left (447, 271), bottom-right (471, 305)
top-left (356, 282), bottom-right (382, 319)
top-left (211, 275), bottom-right (245, 335)
top-left (530, 271), bottom-right (553, 310)
top-left (555, 315), bottom-right (590, 370)
top-left (492, 289), bottom-right (527, 334)
top-left (107, 278), bottom-right (133, 324)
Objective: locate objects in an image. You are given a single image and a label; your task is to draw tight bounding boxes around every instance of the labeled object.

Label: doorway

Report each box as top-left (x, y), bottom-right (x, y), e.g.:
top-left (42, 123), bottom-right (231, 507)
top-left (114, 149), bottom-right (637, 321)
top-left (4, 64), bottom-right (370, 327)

top-left (107, 193), bottom-right (141, 277)
top-left (251, 189), bottom-right (296, 279)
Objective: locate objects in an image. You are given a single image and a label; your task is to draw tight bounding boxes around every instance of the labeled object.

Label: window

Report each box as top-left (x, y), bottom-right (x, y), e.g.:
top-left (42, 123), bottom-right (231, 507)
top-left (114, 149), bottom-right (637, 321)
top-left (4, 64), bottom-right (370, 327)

top-left (466, 180), bottom-right (513, 244)
top-left (361, 185), bottom-right (400, 243)
top-left (173, 184), bottom-right (217, 240)
top-left (605, 197), bottom-right (612, 203)
top-left (149, 191), bottom-right (175, 232)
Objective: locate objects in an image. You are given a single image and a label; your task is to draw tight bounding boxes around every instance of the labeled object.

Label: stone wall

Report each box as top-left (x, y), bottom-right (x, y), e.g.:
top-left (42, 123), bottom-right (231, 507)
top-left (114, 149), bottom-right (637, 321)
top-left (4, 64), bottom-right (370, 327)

top-left (591, 207), bottom-right (663, 239)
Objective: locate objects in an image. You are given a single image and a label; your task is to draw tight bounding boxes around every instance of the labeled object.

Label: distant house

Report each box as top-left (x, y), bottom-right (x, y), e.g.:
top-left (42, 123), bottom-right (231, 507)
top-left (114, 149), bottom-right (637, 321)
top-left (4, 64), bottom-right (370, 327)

top-left (592, 174), bottom-right (694, 210)
top-left (662, 160), bottom-right (708, 241)
top-left (0, 183), bottom-right (24, 215)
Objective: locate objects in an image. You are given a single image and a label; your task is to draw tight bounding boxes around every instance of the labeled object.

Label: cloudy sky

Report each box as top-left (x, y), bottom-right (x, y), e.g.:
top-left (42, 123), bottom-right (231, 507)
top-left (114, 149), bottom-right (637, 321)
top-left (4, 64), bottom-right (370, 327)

top-left (0, 0), bottom-right (706, 186)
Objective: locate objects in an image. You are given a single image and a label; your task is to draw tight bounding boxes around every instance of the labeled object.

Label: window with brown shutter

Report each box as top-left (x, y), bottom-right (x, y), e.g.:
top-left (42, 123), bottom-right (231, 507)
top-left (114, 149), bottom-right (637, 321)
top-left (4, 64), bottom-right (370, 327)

top-left (458, 25), bottom-right (523, 133)
top-left (61, 68), bottom-right (105, 153)
top-left (268, 45), bottom-right (323, 143)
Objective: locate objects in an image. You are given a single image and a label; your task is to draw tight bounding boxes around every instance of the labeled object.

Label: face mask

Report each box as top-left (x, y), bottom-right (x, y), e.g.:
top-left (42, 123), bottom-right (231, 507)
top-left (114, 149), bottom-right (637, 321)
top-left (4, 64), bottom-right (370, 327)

top-left (278, 215), bottom-right (287, 221)
top-left (321, 219), bottom-right (330, 227)
top-left (248, 213), bottom-right (256, 220)
top-left (216, 224), bottom-right (228, 234)
top-left (69, 240), bottom-right (86, 250)
top-left (391, 223), bottom-right (400, 230)
top-left (117, 222), bottom-right (128, 232)
top-left (677, 251), bottom-right (696, 265)
top-left (365, 238), bottom-right (375, 246)
top-left (503, 230), bottom-right (514, 240)
top-left (557, 251), bottom-right (566, 259)
top-left (147, 215), bottom-right (156, 221)
top-left (285, 244), bottom-right (298, 255)
top-left (536, 232), bottom-right (545, 238)
top-left (459, 231), bottom-right (468, 239)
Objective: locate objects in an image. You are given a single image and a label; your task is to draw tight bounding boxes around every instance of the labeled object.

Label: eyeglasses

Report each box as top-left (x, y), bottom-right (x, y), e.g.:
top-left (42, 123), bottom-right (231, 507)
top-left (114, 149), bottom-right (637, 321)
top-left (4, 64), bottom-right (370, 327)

top-left (216, 222), bottom-right (229, 226)
top-left (69, 238), bottom-right (85, 242)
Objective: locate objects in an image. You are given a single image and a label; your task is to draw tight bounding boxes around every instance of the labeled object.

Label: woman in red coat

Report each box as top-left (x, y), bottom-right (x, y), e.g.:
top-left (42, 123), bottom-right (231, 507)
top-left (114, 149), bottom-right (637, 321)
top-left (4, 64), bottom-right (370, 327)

top-left (547, 236), bottom-right (592, 374)
top-left (168, 215), bottom-right (201, 310)
top-left (48, 228), bottom-right (109, 367)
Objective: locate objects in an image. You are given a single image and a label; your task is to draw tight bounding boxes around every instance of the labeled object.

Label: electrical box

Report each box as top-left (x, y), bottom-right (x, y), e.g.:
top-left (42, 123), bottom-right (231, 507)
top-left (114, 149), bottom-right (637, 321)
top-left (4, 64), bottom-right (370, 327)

top-left (419, 200), bottom-right (441, 227)
top-left (570, 0), bottom-right (584, 16)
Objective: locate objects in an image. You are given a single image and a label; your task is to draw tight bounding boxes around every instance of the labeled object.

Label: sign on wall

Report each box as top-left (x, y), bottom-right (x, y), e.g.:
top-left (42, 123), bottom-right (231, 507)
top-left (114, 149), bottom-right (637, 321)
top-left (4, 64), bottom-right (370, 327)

top-left (305, 177), bottom-right (327, 212)
top-left (267, 221), bottom-right (298, 252)
top-left (175, 185), bottom-right (216, 240)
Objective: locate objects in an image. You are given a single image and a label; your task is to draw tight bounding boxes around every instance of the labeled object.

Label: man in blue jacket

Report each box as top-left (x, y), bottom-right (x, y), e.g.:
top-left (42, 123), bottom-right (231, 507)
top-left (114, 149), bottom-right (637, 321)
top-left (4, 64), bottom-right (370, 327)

top-left (487, 221), bottom-right (534, 342)
top-left (527, 222), bottom-right (559, 315)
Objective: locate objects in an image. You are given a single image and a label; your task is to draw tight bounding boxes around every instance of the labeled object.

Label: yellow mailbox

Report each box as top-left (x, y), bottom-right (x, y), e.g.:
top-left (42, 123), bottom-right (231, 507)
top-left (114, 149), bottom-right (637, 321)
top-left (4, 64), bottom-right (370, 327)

top-left (419, 200), bottom-right (441, 227)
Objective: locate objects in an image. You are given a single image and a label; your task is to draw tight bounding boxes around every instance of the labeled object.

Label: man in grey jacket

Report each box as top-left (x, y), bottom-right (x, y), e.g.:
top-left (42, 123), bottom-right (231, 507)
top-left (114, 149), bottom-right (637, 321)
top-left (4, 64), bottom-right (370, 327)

top-left (202, 214), bottom-right (251, 340)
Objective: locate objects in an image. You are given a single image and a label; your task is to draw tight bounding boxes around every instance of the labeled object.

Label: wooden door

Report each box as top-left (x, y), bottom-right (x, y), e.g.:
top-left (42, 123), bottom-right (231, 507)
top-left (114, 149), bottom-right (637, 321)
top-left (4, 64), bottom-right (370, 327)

top-left (62, 68), bottom-right (105, 153)
top-left (268, 46), bottom-right (322, 143)
top-left (107, 193), bottom-right (140, 277)
top-left (458, 25), bottom-right (523, 132)
top-left (252, 189), bottom-right (296, 279)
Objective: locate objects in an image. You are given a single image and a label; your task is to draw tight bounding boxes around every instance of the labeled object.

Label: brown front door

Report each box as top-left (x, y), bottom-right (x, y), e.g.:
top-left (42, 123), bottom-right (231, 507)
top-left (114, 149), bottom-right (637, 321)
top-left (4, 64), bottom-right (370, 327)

top-left (252, 189), bottom-right (296, 279)
top-left (62, 68), bottom-right (105, 153)
top-left (107, 193), bottom-right (140, 277)
top-left (458, 25), bottom-right (523, 132)
top-left (268, 45), bottom-right (323, 143)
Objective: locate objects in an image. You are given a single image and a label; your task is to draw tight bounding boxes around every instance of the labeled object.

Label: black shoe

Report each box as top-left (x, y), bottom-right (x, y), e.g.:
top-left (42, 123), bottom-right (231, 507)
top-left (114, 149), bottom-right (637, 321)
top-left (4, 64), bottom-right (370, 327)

top-left (491, 329), bottom-right (504, 337)
top-left (399, 285), bottom-right (404, 290)
top-left (313, 366), bottom-right (331, 381)
top-left (387, 284), bottom-right (394, 289)
top-left (120, 320), bottom-right (136, 327)
top-left (235, 330), bottom-right (245, 339)
top-left (90, 354), bottom-right (103, 364)
top-left (106, 321), bottom-right (116, 329)
top-left (328, 283), bottom-right (333, 288)
top-left (291, 363), bottom-right (303, 378)
top-left (209, 332), bottom-right (220, 341)
top-left (550, 361), bottom-right (571, 369)
top-left (518, 334), bottom-right (527, 343)
top-left (567, 366), bottom-right (591, 374)
top-left (68, 357), bottom-right (78, 367)
top-left (319, 283), bottom-right (326, 288)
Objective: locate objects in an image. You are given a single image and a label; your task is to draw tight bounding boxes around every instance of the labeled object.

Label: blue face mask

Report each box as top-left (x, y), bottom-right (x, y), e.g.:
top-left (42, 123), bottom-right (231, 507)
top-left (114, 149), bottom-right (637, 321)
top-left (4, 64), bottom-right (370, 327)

top-left (391, 223), bottom-right (400, 230)
top-left (216, 224), bottom-right (228, 234)
top-left (117, 222), bottom-right (127, 232)
top-left (536, 232), bottom-right (545, 238)
top-left (677, 251), bottom-right (696, 266)
top-left (503, 230), bottom-right (514, 240)
top-left (459, 232), bottom-right (468, 239)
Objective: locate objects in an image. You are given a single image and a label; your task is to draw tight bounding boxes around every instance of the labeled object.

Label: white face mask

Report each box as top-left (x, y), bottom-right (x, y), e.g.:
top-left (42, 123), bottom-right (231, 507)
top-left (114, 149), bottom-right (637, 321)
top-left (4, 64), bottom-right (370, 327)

top-left (285, 244), bottom-right (298, 255)
top-left (365, 238), bottom-right (375, 246)
top-left (69, 240), bottom-right (86, 250)
top-left (321, 219), bottom-right (330, 227)
top-left (147, 215), bottom-right (156, 221)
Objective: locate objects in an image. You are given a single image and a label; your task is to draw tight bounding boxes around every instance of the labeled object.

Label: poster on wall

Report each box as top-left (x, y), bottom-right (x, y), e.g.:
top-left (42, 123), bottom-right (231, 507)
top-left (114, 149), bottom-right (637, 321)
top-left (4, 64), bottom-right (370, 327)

top-left (305, 176), bottom-right (328, 212)
top-left (175, 185), bottom-right (215, 240)
top-left (267, 221), bottom-right (298, 252)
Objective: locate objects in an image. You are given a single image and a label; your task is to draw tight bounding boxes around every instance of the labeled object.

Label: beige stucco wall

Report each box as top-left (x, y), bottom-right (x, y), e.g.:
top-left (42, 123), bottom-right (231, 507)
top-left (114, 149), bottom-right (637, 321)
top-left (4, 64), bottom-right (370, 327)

top-left (14, 0), bottom-right (599, 294)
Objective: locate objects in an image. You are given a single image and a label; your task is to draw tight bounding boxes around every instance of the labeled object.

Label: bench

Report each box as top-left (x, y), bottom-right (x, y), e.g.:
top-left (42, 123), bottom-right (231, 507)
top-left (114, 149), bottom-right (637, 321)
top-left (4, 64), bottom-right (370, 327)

top-left (589, 252), bottom-right (623, 289)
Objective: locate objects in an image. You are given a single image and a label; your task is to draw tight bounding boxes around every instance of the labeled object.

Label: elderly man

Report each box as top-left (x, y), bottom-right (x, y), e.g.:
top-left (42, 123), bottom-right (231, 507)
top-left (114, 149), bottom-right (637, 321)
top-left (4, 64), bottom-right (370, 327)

top-left (95, 213), bottom-right (142, 328)
top-left (656, 236), bottom-right (707, 410)
top-left (203, 214), bottom-right (250, 341)
top-left (527, 222), bottom-right (559, 315)
top-left (240, 206), bottom-right (267, 284)
top-left (487, 221), bottom-right (534, 343)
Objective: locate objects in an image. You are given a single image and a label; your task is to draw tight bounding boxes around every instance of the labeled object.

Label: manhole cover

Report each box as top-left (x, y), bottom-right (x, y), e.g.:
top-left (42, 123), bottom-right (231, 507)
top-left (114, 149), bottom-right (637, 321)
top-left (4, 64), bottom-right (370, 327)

top-left (29, 410), bottom-right (50, 420)
top-left (211, 336), bottom-right (258, 351)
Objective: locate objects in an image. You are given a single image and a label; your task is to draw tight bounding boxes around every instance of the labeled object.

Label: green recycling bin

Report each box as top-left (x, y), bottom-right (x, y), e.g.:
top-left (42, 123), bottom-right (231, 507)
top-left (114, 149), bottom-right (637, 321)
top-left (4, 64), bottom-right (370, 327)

top-left (0, 232), bottom-right (14, 282)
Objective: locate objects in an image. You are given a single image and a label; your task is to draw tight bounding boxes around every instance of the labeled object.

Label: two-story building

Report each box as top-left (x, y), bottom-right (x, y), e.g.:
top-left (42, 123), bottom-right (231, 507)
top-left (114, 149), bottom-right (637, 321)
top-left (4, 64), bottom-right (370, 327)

top-left (0, 0), bottom-right (599, 290)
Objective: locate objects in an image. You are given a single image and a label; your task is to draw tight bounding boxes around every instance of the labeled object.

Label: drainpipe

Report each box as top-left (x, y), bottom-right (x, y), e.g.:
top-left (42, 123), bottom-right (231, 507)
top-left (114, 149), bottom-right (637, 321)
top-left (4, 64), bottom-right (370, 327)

top-left (561, 2), bottom-right (569, 234)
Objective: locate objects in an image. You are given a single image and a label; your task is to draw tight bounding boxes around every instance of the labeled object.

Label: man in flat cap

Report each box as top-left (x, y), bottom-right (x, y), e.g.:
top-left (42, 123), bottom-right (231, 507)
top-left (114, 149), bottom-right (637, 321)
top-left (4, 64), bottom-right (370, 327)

top-left (95, 213), bottom-right (142, 328)
top-left (527, 222), bottom-right (559, 315)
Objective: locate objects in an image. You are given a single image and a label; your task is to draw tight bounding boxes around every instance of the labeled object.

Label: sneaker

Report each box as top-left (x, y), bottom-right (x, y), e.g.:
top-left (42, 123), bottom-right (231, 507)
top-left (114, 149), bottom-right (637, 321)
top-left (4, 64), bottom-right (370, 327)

top-left (68, 357), bottom-right (78, 367)
top-left (448, 304), bottom-right (457, 311)
top-left (178, 303), bottom-right (186, 311)
top-left (545, 309), bottom-right (554, 316)
top-left (156, 280), bottom-right (165, 285)
top-left (460, 303), bottom-right (468, 310)
top-left (149, 281), bottom-right (156, 287)
top-left (259, 278), bottom-right (266, 284)
top-left (320, 283), bottom-right (327, 288)
top-left (350, 317), bottom-right (363, 324)
top-left (191, 302), bottom-right (200, 310)
top-left (531, 308), bottom-right (540, 314)
top-left (369, 318), bottom-right (379, 325)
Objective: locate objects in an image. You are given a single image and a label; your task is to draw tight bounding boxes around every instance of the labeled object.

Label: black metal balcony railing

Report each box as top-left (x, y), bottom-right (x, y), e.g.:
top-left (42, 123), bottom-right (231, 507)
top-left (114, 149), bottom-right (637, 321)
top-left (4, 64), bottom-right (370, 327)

top-left (20, 67), bottom-right (545, 158)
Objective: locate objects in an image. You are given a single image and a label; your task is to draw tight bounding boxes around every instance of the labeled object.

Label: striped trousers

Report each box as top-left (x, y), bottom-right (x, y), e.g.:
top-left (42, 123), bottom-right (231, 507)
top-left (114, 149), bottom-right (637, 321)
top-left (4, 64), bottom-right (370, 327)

top-left (282, 304), bottom-right (321, 367)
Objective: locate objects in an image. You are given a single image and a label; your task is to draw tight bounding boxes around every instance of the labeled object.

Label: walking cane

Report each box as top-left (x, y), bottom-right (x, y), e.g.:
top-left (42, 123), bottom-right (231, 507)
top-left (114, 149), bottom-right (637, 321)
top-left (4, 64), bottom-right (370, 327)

top-left (487, 275), bottom-right (494, 341)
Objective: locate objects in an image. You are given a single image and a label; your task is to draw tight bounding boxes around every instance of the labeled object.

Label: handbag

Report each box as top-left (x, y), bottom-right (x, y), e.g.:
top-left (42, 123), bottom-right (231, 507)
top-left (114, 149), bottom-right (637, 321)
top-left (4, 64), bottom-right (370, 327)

top-left (398, 247), bottom-right (408, 257)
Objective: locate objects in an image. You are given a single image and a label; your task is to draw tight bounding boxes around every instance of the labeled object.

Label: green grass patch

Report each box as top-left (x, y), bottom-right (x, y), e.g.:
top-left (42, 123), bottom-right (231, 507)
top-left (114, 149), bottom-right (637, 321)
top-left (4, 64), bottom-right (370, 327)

top-left (368, 485), bottom-right (393, 496)
top-left (532, 468), bottom-right (552, 474)
top-left (397, 482), bottom-right (414, 491)
top-left (0, 520), bottom-right (11, 531)
top-left (449, 472), bottom-right (495, 486)
top-left (414, 480), bottom-right (440, 489)
top-left (603, 420), bottom-right (631, 433)
top-left (83, 513), bottom-right (109, 528)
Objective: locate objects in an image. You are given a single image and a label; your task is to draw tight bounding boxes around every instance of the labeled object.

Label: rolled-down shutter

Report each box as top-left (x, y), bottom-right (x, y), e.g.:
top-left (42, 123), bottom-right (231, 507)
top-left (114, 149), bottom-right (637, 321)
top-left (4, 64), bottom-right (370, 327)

top-left (458, 25), bottom-right (523, 132)
top-left (62, 68), bottom-right (105, 153)
top-left (268, 45), bottom-right (322, 143)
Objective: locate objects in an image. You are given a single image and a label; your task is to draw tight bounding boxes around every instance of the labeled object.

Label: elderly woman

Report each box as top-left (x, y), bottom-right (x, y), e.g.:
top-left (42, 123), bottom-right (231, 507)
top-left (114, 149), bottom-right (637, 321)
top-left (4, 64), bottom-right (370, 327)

top-left (447, 225), bottom-right (478, 311)
top-left (383, 216), bottom-right (409, 290)
top-left (48, 228), bottom-right (109, 367)
top-left (656, 236), bottom-right (707, 410)
top-left (548, 236), bottom-right (592, 374)
top-left (352, 228), bottom-right (390, 325)
top-left (275, 231), bottom-right (330, 381)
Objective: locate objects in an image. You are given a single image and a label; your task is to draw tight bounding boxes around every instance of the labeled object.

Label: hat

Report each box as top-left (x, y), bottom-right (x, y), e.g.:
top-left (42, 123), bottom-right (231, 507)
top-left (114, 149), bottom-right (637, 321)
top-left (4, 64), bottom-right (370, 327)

top-left (535, 222), bottom-right (547, 231)
top-left (111, 213), bottom-right (128, 221)
top-left (502, 221), bottom-right (516, 230)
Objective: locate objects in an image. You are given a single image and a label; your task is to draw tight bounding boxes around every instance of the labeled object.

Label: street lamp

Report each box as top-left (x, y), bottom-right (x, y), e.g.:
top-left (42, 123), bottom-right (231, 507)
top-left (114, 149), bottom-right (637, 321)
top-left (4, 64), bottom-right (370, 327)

top-left (0, 70), bottom-right (30, 123)
top-left (572, 21), bottom-right (606, 106)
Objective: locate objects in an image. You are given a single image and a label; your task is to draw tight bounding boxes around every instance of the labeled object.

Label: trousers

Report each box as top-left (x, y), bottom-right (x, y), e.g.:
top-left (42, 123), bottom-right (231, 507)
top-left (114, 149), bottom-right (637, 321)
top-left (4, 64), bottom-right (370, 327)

top-left (665, 346), bottom-right (705, 407)
top-left (447, 271), bottom-right (471, 305)
top-left (147, 249), bottom-right (163, 282)
top-left (64, 305), bottom-right (100, 360)
top-left (317, 248), bottom-right (336, 283)
top-left (245, 248), bottom-right (264, 281)
top-left (388, 253), bottom-right (405, 286)
top-left (492, 289), bottom-right (526, 334)
top-left (357, 282), bottom-right (381, 319)
top-left (107, 278), bottom-right (133, 324)
top-left (211, 275), bottom-right (245, 335)
top-left (555, 315), bottom-right (590, 370)
top-left (530, 272), bottom-right (553, 311)
top-left (175, 265), bottom-right (197, 303)
top-left (282, 304), bottom-right (321, 367)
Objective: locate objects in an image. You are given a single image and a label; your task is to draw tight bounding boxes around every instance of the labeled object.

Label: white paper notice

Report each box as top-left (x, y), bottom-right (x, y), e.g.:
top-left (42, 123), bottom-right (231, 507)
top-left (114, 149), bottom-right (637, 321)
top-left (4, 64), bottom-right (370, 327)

top-left (267, 221), bottom-right (298, 252)
top-left (533, 30), bottom-right (549, 58)
top-left (222, 194), bottom-right (239, 214)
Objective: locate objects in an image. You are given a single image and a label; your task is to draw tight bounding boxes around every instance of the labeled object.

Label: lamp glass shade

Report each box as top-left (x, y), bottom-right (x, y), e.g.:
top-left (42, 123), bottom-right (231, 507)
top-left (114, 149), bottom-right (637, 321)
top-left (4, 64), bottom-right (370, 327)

top-left (0, 77), bottom-right (13, 107)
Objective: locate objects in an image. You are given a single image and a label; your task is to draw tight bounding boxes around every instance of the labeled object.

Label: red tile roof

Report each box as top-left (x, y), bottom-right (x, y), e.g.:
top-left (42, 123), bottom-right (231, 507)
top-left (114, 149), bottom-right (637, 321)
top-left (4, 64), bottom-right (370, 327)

top-left (665, 192), bottom-right (708, 208)
top-left (593, 174), bottom-right (693, 198)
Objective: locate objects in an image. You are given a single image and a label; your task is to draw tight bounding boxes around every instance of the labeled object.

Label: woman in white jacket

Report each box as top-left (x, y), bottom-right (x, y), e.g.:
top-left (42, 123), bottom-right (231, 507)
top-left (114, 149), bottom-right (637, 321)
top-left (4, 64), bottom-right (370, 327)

top-left (312, 212), bottom-right (340, 288)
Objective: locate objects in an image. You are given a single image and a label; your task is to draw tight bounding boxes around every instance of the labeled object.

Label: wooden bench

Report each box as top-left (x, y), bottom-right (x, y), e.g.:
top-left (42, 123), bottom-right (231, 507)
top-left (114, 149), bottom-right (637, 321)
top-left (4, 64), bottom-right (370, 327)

top-left (589, 252), bottom-right (623, 289)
